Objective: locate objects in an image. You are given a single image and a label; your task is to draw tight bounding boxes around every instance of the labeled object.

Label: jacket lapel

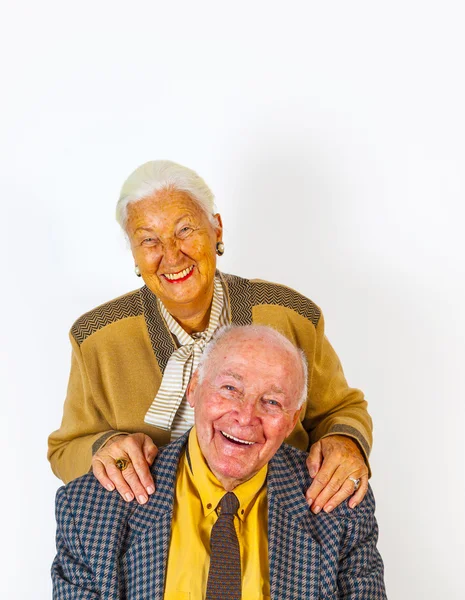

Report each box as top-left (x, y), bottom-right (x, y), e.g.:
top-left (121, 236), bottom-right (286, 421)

top-left (121, 435), bottom-right (188, 600)
top-left (268, 449), bottom-right (320, 600)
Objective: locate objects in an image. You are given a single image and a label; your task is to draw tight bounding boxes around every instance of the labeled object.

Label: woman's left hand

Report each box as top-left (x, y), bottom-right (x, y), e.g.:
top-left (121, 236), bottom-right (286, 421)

top-left (305, 435), bottom-right (369, 513)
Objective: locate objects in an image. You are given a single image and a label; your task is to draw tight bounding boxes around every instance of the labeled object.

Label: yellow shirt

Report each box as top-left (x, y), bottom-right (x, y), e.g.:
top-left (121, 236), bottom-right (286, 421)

top-left (164, 428), bottom-right (270, 600)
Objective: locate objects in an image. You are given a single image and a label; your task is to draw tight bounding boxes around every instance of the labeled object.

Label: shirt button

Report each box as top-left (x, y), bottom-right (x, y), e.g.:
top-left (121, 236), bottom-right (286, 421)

top-left (207, 503), bottom-right (212, 509)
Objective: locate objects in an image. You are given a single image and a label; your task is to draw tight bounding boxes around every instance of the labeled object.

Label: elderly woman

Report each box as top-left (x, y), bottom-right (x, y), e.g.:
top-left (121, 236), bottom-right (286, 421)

top-left (48, 160), bottom-right (371, 515)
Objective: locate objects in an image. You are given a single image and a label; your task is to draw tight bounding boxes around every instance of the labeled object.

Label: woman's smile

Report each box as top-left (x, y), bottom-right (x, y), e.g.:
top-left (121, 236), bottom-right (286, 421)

top-left (162, 265), bottom-right (195, 282)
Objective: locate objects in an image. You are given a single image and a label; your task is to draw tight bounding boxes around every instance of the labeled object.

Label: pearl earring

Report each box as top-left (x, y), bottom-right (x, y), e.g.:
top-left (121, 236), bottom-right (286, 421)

top-left (134, 265), bottom-right (141, 277)
top-left (216, 241), bottom-right (225, 256)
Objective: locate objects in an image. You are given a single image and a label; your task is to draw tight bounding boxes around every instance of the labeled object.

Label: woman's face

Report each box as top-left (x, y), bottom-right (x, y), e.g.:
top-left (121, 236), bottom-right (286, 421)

top-left (126, 188), bottom-right (223, 317)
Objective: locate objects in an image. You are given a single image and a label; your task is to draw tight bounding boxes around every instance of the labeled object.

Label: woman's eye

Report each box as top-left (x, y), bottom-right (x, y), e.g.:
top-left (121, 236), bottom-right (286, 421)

top-left (223, 385), bottom-right (236, 392)
top-left (179, 226), bottom-right (193, 237)
top-left (141, 237), bottom-right (158, 246)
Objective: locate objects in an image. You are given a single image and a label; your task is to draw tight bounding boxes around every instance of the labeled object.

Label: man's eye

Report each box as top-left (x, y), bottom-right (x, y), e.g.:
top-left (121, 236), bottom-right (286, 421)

top-left (263, 399), bottom-right (281, 408)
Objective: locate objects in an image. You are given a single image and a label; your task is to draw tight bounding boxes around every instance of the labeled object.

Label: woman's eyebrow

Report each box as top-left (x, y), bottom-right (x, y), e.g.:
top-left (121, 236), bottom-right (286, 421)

top-left (134, 226), bottom-right (155, 233)
top-left (173, 213), bottom-right (195, 225)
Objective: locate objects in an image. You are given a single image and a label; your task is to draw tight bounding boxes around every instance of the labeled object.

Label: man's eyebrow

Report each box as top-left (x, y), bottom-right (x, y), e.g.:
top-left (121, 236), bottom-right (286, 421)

top-left (218, 370), bottom-right (244, 381)
top-left (268, 385), bottom-right (285, 396)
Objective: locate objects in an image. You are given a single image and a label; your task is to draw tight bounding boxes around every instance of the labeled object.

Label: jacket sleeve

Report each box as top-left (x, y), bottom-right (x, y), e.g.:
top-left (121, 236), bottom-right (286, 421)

top-left (52, 487), bottom-right (100, 599)
top-left (337, 487), bottom-right (387, 599)
top-left (47, 333), bottom-right (126, 483)
top-left (302, 312), bottom-right (373, 465)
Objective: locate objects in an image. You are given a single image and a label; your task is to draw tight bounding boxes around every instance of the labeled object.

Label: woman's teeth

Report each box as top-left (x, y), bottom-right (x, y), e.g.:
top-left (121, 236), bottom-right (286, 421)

top-left (164, 266), bottom-right (194, 280)
top-left (221, 431), bottom-right (255, 445)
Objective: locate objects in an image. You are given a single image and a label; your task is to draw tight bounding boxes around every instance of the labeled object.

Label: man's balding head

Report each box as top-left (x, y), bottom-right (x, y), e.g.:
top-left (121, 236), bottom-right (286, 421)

top-left (187, 325), bottom-right (307, 490)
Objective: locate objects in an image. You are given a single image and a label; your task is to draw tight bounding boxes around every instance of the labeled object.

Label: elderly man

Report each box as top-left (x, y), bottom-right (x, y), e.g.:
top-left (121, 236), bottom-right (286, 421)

top-left (52, 326), bottom-right (386, 599)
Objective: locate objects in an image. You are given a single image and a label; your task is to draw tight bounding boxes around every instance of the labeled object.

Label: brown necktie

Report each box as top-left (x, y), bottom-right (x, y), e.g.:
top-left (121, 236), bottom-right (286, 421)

top-left (205, 492), bottom-right (242, 600)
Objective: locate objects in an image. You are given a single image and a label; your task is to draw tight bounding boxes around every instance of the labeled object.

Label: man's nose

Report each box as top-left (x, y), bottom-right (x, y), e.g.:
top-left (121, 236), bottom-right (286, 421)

top-left (236, 400), bottom-right (261, 426)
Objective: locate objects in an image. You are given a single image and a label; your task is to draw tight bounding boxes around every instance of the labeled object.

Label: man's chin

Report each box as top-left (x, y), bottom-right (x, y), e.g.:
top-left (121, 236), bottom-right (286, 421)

top-left (209, 456), bottom-right (259, 487)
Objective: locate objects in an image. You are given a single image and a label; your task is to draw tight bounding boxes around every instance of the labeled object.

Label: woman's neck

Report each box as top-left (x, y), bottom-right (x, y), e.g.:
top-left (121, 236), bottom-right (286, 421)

top-left (162, 282), bottom-right (215, 335)
top-left (172, 305), bottom-right (212, 334)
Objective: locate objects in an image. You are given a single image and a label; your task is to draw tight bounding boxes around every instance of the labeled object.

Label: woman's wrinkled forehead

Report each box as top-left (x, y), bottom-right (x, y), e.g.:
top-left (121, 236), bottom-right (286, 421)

top-left (125, 189), bottom-right (213, 234)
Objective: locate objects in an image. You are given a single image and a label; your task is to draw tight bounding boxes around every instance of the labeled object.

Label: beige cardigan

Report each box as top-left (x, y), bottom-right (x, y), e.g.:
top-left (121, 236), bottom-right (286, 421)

top-left (48, 272), bottom-right (372, 483)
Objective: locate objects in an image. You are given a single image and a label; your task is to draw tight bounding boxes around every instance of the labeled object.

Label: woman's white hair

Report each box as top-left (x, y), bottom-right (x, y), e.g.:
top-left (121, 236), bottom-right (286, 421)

top-left (116, 160), bottom-right (216, 231)
top-left (197, 325), bottom-right (309, 408)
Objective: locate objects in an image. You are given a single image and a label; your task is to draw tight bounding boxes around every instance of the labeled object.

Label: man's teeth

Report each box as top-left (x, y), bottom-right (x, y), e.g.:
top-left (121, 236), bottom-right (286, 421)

top-left (164, 266), bottom-right (194, 280)
top-left (221, 431), bottom-right (255, 445)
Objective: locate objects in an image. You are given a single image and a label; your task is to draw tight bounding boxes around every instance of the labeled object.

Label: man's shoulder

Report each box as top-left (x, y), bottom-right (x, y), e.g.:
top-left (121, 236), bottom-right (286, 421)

top-left (272, 444), bottom-right (376, 521)
top-left (70, 288), bottom-right (144, 345)
top-left (273, 443), bottom-right (311, 484)
top-left (58, 435), bottom-right (187, 515)
top-left (56, 471), bottom-right (131, 524)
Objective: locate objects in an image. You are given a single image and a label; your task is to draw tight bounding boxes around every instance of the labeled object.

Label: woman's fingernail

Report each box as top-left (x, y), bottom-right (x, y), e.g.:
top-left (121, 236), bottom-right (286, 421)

top-left (313, 505), bottom-right (321, 514)
top-left (324, 505), bottom-right (334, 513)
top-left (307, 498), bottom-right (313, 507)
top-left (125, 492), bottom-right (134, 502)
top-left (138, 495), bottom-right (148, 504)
top-left (106, 483), bottom-right (115, 491)
top-left (147, 486), bottom-right (155, 495)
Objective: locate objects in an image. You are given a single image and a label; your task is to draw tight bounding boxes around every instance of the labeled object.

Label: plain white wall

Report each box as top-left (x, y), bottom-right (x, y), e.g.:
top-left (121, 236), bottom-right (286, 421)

top-left (2, 1), bottom-right (464, 598)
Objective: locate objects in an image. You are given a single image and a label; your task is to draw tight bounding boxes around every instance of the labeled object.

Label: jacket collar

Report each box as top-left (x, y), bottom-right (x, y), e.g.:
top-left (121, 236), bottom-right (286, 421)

top-left (127, 433), bottom-right (189, 535)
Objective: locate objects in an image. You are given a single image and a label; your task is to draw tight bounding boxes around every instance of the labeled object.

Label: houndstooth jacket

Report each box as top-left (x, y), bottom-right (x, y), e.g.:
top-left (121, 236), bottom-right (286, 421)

top-left (52, 432), bottom-right (387, 599)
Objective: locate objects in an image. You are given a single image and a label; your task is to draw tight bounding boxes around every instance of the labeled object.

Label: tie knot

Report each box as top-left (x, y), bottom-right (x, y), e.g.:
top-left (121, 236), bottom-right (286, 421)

top-left (218, 492), bottom-right (239, 515)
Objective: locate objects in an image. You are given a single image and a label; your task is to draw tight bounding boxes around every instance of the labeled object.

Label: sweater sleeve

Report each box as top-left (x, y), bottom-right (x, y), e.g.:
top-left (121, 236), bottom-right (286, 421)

top-left (47, 333), bottom-right (126, 483)
top-left (302, 312), bottom-right (373, 464)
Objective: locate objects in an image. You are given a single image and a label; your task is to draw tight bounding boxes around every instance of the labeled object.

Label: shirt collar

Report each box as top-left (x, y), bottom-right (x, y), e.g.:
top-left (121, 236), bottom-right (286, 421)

top-left (157, 275), bottom-right (225, 346)
top-left (186, 427), bottom-right (268, 522)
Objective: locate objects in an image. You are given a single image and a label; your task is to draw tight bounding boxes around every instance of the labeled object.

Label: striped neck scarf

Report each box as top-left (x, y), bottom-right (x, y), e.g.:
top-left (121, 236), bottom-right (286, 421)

top-left (144, 276), bottom-right (229, 440)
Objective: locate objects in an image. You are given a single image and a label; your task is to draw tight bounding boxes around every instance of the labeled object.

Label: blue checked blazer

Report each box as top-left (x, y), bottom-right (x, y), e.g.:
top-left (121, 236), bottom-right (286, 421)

top-left (52, 433), bottom-right (386, 599)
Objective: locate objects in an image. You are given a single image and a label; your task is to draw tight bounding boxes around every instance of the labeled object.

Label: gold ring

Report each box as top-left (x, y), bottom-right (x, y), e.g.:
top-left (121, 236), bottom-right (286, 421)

top-left (115, 457), bottom-right (130, 471)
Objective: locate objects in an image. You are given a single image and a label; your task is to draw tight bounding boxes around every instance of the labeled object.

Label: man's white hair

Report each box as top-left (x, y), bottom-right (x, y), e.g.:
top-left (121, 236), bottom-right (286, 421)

top-left (116, 160), bottom-right (216, 231)
top-left (197, 325), bottom-right (309, 408)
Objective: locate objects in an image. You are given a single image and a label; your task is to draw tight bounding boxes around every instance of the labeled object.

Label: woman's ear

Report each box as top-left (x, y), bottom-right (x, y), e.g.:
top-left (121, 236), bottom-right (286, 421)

top-left (213, 213), bottom-right (223, 242)
top-left (186, 369), bottom-right (200, 408)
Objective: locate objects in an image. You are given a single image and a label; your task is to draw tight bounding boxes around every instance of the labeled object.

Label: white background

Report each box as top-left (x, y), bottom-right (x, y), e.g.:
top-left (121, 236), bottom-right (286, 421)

top-left (1, 1), bottom-right (464, 598)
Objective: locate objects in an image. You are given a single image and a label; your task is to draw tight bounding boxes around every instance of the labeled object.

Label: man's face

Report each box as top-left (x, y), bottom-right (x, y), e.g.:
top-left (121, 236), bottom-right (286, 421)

top-left (187, 331), bottom-right (303, 488)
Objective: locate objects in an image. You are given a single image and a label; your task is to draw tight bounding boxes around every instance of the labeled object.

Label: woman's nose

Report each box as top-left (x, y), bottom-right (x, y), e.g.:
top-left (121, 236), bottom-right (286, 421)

top-left (162, 239), bottom-right (182, 264)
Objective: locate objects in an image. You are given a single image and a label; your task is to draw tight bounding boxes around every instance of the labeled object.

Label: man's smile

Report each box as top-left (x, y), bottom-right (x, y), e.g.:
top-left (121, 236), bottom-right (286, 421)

top-left (220, 431), bottom-right (256, 446)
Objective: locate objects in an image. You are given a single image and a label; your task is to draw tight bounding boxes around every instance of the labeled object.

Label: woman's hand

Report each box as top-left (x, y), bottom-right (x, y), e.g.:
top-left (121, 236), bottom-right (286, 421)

top-left (92, 433), bottom-right (158, 504)
top-left (305, 435), bottom-right (369, 513)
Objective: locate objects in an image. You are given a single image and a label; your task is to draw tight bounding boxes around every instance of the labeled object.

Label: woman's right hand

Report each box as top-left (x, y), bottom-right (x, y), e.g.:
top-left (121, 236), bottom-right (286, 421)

top-left (91, 433), bottom-right (158, 504)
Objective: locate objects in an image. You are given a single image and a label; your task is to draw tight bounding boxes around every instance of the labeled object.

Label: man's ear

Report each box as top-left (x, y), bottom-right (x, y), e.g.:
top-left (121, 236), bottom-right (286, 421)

top-left (187, 369), bottom-right (200, 408)
top-left (286, 407), bottom-right (302, 437)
